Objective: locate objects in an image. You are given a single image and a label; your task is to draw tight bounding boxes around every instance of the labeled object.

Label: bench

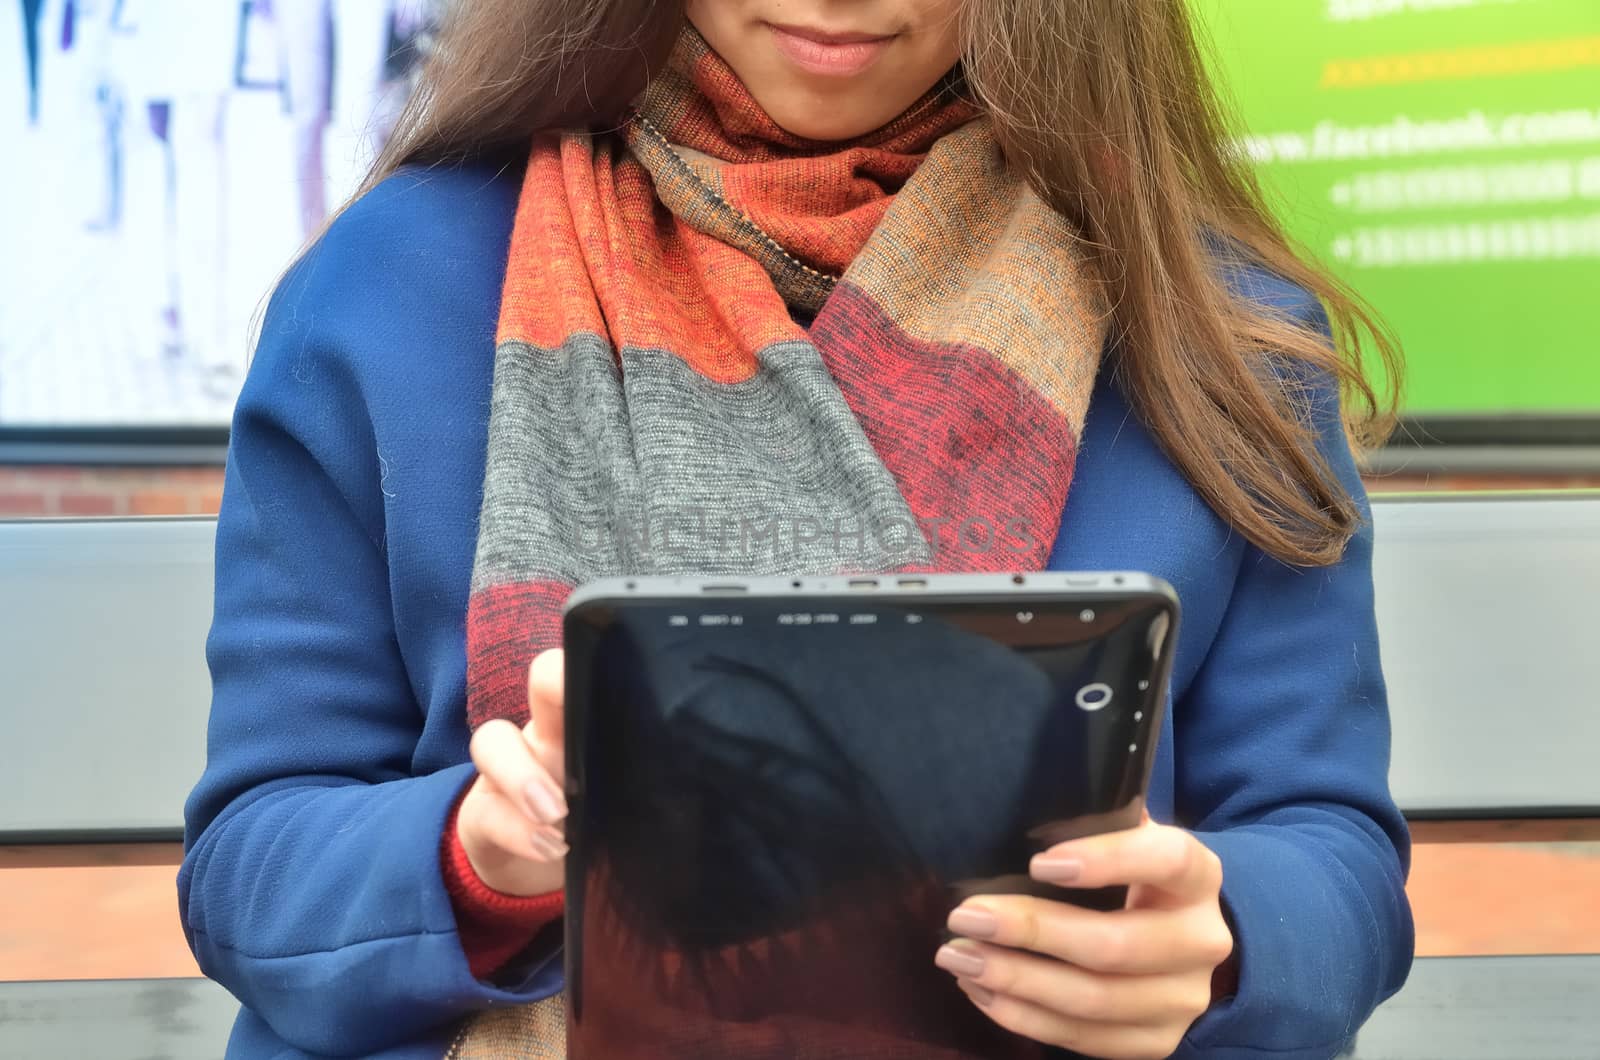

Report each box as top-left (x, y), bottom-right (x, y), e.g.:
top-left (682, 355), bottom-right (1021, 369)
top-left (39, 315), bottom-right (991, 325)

top-left (3, 493), bottom-right (1598, 1057)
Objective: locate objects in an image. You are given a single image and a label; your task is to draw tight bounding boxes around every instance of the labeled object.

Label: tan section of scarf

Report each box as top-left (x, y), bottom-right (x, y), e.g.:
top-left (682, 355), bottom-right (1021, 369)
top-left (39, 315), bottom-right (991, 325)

top-left (446, 995), bottom-right (565, 1059)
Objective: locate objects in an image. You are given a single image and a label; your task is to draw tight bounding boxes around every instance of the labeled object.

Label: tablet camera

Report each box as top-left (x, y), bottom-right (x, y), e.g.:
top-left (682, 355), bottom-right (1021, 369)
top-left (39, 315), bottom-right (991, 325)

top-left (1075, 682), bottom-right (1113, 712)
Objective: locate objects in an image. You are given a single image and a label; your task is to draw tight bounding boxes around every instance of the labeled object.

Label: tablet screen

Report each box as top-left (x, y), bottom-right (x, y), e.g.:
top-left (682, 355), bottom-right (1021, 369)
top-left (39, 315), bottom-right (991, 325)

top-left (562, 589), bottom-right (1173, 1058)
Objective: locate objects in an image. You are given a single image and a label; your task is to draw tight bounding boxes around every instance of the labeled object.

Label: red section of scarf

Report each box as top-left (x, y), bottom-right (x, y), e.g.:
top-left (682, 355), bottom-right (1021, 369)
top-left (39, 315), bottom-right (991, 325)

top-left (467, 581), bottom-right (567, 730)
top-left (652, 44), bottom-right (977, 278)
top-left (814, 284), bottom-right (1078, 572)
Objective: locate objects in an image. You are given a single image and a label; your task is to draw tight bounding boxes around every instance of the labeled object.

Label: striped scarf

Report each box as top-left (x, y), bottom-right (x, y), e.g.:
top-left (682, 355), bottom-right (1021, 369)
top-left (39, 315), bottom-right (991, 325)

top-left (466, 27), bottom-right (1107, 733)
top-left (454, 26), bottom-right (1110, 1057)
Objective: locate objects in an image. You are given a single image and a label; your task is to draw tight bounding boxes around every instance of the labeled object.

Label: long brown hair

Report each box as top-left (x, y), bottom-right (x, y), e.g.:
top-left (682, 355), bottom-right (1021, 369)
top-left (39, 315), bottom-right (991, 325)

top-left (364, 0), bottom-right (1401, 568)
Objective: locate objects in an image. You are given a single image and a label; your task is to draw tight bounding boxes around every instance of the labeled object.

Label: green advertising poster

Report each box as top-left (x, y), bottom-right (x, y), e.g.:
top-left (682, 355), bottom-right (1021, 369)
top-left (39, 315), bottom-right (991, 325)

top-left (1191, 0), bottom-right (1600, 416)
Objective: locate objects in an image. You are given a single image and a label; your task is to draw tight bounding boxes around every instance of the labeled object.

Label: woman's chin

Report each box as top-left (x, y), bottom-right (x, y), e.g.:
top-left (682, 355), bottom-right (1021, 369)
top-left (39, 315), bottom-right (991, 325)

top-left (761, 98), bottom-right (901, 142)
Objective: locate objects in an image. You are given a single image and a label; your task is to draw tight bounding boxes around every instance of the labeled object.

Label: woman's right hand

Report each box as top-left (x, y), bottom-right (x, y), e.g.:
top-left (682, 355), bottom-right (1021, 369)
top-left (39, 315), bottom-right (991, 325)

top-left (456, 649), bottom-right (568, 896)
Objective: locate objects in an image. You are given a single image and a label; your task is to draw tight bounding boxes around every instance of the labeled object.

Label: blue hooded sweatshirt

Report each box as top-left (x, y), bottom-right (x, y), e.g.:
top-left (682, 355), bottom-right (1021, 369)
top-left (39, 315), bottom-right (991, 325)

top-left (178, 163), bottom-right (1414, 1059)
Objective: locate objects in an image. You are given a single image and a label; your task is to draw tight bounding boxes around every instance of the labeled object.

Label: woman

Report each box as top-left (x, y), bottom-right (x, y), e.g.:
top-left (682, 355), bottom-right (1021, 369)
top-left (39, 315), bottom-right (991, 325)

top-left (178, 1), bottom-right (1415, 1058)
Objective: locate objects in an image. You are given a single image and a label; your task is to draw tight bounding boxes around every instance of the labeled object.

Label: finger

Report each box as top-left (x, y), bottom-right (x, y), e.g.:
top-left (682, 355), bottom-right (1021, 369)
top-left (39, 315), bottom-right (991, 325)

top-left (526, 648), bottom-right (565, 744)
top-left (523, 722), bottom-right (565, 788)
top-left (520, 716), bottom-right (565, 789)
top-left (463, 785), bottom-right (568, 863)
top-left (1029, 821), bottom-right (1221, 901)
top-left (935, 939), bottom-right (1211, 1025)
top-left (946, 897), bottom-right (1232, 975)
top-left (470, 718), bottom-right (567, 824)
top-left (525, 648), bottom-right (566, 785)
top-left (955, 979), bottom-right (1184, 1060)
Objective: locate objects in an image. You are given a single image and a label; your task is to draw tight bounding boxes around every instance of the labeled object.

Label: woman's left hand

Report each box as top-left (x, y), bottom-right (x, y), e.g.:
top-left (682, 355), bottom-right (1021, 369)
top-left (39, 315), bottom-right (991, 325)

top-left (935, 811), bottom-right (1237, 1059)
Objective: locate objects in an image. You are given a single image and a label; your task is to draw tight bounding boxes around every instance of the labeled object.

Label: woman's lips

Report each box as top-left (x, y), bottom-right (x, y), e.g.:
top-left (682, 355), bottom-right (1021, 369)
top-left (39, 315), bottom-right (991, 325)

top-left (767, 23), bottom-right (896, 77)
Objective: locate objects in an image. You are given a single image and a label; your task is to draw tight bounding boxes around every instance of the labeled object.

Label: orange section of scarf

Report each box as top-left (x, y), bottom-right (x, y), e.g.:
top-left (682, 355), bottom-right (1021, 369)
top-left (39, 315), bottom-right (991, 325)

top-left (494, 28), bottom-right (978, 382)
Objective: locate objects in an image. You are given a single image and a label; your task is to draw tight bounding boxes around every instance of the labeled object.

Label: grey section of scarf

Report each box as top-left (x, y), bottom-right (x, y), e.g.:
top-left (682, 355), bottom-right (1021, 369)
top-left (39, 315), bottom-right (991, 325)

top-left (470, 334), bottom-right (934, 592)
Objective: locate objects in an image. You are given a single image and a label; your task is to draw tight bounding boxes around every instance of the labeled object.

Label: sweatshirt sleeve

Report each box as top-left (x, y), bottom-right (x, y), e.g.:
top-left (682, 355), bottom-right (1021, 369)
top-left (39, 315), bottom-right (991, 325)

top-left (1173, 302), bottom-right (1415, 1057)
top-left (176, 200), bottom-right (561, 1057)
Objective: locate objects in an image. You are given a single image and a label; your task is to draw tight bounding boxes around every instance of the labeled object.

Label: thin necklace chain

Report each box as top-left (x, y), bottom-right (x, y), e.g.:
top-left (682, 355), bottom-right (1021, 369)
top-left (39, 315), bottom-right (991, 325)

top-left (629, 111), bottom-right (843, 286)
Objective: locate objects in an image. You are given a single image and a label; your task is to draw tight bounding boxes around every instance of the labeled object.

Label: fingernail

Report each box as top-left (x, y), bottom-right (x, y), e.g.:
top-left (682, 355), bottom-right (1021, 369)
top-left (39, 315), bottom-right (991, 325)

top-left (1031, 855), bottom-right (1084, 884)
top-left (947, 906), bottom-right (1000, 939)
top-left (529, 830), bottom-right (568, 860)
top-left (523, 779), bottom-right (567, 823)
top-left (958, 978), bottom-right (995, 1007)
top-left (935, 942), bottom-right (986, 979)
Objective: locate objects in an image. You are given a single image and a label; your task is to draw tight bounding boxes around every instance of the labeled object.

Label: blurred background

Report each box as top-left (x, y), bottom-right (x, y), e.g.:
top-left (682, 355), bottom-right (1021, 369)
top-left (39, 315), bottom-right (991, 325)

top-left (1, 2), bottom-right (1598, 1055)
top-left (0, 0), bottom-right (441, 435)
top-left (1203, 0), bottom-right (1598, 422)
top-left (0, 0), bottom-right (1595, 485)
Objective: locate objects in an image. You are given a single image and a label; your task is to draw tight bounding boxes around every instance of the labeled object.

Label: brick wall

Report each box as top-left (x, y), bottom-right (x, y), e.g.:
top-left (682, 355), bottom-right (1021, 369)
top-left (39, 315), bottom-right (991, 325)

top-left (0, 466), bottom-right (227, 517)
top-left (0, 464), bottom-right (1595, 521)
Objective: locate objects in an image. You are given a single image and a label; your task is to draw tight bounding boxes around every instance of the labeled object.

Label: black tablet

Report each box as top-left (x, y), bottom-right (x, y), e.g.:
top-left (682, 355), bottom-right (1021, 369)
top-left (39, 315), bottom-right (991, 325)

top-left (560, 571), bottom-right (1179, 1058)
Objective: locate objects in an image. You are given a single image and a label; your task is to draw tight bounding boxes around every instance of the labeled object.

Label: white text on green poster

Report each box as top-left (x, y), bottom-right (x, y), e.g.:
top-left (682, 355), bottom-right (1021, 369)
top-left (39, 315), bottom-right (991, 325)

top-left (1193, 0), bottom-right (1600, 414)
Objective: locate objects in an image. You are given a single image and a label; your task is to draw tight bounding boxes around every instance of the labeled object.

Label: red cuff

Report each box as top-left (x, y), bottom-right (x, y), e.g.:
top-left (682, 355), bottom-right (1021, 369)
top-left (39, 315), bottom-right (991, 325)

top-left (442, 794), bottom-right (565, 980)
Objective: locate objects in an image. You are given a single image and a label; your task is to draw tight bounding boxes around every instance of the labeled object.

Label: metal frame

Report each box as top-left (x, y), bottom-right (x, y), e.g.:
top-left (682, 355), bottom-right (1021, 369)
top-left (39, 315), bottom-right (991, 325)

top-left (0, 427), bottom-right (229, 466)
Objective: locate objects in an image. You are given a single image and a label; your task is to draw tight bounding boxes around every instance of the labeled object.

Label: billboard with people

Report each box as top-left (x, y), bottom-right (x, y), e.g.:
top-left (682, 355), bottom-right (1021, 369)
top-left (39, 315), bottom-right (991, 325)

top-left (1, 0), bottom-right (1595, 429)
top-left (0, 0), bottom-right (442, 428)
